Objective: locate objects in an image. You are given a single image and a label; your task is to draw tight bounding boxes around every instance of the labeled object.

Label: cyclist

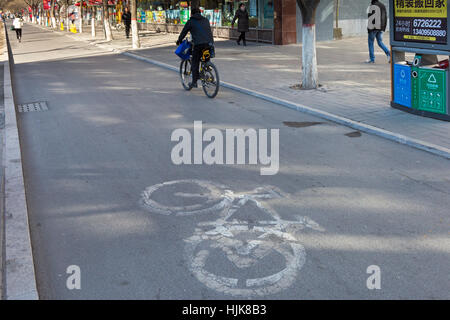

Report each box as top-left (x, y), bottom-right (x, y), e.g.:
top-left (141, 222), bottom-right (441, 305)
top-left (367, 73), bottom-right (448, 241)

top-left (176, 7), bottom-right (214, 88)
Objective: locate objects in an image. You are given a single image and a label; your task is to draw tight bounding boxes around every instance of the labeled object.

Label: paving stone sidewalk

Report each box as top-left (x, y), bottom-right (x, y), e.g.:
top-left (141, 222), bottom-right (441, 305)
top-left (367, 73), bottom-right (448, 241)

top-left (0, 23), bottom-right (6, 300)
top-left (37, 23), bottom-right (450, 153)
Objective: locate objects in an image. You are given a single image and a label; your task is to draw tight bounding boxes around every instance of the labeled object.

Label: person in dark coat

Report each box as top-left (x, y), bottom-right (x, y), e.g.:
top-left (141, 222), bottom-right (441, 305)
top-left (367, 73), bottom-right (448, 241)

top-left (232, 3), bottom-right (249, 46)
top-left (122, 7), bottom-right (132, 39)
top-left (366, 0), bottom-right (390, 63)
top-left (176, 7), bottom-right (214, 88)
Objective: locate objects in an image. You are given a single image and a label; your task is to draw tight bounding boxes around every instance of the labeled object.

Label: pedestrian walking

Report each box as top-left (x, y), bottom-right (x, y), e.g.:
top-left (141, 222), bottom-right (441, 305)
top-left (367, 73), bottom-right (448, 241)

top-left (13, 14), bottom-right (24, 43)
top-left (232, 3), bottom-right (249, 46)
top-left (69, 12), bottom-right (76, 25)
top-left (122, 7), bottom-right (132, 39)
top-left (366, 0), bottom-right (390, 63)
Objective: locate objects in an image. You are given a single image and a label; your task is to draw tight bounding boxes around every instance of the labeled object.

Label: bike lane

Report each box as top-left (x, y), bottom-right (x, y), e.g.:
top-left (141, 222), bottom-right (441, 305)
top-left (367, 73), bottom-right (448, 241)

top-left (9, 23), bottom-right (450, 299)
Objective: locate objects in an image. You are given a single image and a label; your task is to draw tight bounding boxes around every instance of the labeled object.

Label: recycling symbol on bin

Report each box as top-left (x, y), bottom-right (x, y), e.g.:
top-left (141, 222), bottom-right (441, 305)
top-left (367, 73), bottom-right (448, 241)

top-left (428, 74), bottom-right (437, 84)
top-left (400, 70), bottom-right (406, 78)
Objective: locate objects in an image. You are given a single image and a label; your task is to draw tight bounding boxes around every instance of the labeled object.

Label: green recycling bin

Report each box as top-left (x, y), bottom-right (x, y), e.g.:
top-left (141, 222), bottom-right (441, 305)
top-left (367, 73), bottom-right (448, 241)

top-left (415, 68), bottom-right (447, 115)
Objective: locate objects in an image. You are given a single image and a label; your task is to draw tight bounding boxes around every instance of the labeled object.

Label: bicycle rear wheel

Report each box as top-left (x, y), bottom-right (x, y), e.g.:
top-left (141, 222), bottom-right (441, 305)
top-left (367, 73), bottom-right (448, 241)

top-left (180, 59), bottom-right (193, 91)
top-left (201, 61), bottom-right (220, 98)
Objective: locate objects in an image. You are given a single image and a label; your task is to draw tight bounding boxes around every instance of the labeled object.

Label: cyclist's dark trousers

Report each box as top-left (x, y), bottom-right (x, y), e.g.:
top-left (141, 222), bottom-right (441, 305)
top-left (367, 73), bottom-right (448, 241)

top-left (15, 28), bottom-right (22, 40)
top-left (192, 43), bottom-right (210, 84)
top-left (125, 23), bottom-right (131, 38)
top-left (238, 32), bottom-right (246, 44)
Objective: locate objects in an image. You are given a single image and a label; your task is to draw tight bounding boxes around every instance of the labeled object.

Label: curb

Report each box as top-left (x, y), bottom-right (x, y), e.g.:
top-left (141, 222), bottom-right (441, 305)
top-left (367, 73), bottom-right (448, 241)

top-left (2, 23), bottom-right (39, 300)
top-left (31, 22), bottom-right (450, 160)
top-left (122, 51), bottom-right (450, 160)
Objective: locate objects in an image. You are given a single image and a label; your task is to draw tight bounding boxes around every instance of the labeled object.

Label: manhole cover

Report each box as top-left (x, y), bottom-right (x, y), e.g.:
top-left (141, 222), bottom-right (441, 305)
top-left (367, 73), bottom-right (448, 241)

top-left (17, 102), bottom-right (48, 113)
top-left (283, 121), bottom-right (323, 128)
top-left (345, 131), bottom-right (362, 138)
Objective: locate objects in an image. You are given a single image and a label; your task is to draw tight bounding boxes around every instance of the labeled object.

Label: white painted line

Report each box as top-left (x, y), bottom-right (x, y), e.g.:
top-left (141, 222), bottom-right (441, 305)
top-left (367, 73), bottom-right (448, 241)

top-left (122, 51), bottom-right (450, 161)
top-left (185, 222), bottom-right (308, 297)
top-left (141, 179), bottom-right (230, 216)
top-left (3, 26), bottom-right (39, 300)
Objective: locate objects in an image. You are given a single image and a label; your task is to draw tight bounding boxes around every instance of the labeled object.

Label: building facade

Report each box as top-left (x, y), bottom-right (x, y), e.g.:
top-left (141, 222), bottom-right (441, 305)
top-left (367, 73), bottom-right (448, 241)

top-left (131, 0), bottom-right (389, 44)
top-left (278, 0), bottom-right (389, 44)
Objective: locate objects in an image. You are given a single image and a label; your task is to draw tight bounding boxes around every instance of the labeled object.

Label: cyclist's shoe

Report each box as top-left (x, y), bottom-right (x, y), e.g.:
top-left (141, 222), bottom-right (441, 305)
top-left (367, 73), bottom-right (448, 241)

top-left (189, 81), bottom-right (198, 88)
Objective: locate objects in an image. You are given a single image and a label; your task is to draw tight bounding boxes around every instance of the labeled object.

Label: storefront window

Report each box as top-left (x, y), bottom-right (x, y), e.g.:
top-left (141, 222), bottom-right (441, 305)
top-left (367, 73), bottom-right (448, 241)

top-left (258, 0), bottom-right (273, 29)
top-left (135, 0), bottom-right (272, 29)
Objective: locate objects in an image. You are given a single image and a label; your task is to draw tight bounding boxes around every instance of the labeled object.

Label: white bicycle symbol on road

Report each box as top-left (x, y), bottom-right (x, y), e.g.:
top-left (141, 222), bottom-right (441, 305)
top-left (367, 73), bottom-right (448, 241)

top-left (141, 179), bottom-right (324, 297)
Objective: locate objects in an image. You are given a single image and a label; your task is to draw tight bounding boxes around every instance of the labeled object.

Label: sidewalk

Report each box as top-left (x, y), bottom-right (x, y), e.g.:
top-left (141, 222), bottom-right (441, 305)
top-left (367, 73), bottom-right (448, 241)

top-left (1, 21), bottom-right (38, 300)
top-left (35, 22), bottom-right (450, 154)
top-left (0, 23), bottom-right (5, 300)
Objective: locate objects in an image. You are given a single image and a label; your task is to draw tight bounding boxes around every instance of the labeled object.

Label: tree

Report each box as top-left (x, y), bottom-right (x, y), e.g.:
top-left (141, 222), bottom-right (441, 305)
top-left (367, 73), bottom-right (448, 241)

top-left (50, 0), bottom-right (56, 28)
top-left (3, 0), bottom-right (28, 13)
top-left (130, 0), bottom-right (140, 48)
top-left (91, 5), bottom-right (96, 38)
top-left (78, 0), bottom-right (82, 33)
top-left (23, 0), bottom-right (40, 22)
top-left (60, 0), bottom-right (70, 31)
top-left (102, 0), bottom-right (112, 40)
top-left (297, 0), bottom-right (320, 89)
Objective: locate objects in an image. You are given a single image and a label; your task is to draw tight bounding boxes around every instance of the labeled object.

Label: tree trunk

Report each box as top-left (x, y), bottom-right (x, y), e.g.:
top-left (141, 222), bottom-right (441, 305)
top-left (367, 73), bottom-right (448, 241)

top-left (65, 1), bottom-right (70, 32)
top-left (79, 1), bottom-right (83, 33)
top-left (297, 0), bottom-right (320, 89)
top-left (102, 0), bottom-right (113, 41)
top-left (50, 0), bottom-right (56, 28)
top-left (302, 25), bottom-right (318, 89)
top-left (130, 0), bottom-right (140, 48)
top-left (66, 6), bottom-right (69, 32)
top-left (91, 6), bottom-right (96, 38)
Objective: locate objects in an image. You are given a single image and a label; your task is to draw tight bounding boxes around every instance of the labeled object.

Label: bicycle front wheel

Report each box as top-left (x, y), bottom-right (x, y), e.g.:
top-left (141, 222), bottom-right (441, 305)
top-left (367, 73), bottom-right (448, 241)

top-left (180, 59), bottom-right (193, 91)
top-left (201, 61), bottom-right (220, 98)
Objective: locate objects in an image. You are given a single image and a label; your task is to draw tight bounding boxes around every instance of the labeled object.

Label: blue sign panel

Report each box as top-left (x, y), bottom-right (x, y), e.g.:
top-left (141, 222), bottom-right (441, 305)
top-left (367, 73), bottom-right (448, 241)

top-left (394, 64), bottom-right (412, 108)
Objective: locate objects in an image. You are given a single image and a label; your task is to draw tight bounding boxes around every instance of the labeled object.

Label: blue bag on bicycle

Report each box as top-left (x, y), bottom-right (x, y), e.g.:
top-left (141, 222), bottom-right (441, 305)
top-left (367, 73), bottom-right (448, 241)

top-left (175, 40), bottom-right (192, 60)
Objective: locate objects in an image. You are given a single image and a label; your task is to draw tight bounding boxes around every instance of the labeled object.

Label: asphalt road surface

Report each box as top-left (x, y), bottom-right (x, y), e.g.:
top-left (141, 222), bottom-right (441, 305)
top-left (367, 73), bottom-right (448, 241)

top-left (9, 23), bottom-right (450, 299)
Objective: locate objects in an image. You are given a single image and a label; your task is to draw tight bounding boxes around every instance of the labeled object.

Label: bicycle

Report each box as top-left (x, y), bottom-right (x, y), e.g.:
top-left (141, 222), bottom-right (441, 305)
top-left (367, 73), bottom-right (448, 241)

top-left (179, 42), bottom-right (220, 99)
top-left (113, 22), bottom-right (124, 32)
top-left (141, 179), bottom-right (324, 297)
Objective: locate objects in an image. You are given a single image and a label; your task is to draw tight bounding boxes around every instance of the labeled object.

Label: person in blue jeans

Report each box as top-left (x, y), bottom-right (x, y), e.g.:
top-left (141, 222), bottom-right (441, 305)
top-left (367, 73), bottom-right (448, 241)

top-left (366, 0), bottom-right (390, 63)
top-left (368, 30), bottom-right (390, 63)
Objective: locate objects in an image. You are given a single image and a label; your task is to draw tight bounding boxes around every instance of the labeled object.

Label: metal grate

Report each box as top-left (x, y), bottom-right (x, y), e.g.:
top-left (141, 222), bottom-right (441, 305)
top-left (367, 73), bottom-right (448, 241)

top-left (17, 102), bottom-right (49, 113)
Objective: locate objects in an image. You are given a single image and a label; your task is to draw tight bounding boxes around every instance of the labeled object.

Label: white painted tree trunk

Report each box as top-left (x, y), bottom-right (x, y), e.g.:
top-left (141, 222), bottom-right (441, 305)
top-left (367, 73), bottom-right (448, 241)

top-left (91, 17), bottom-right (96, 38)
top-left (104, 17), bottom-right (113, 41)
top-left (301, 24), bottom-right (318, 89)
top-left (51, 17), bottom-right (56, 29)
top-left (131, 20), bottom-right (140, 48)
top-left (79, 5), bottom-right (83, 33)
top-left (66, 8), bottom-right (69, 32)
